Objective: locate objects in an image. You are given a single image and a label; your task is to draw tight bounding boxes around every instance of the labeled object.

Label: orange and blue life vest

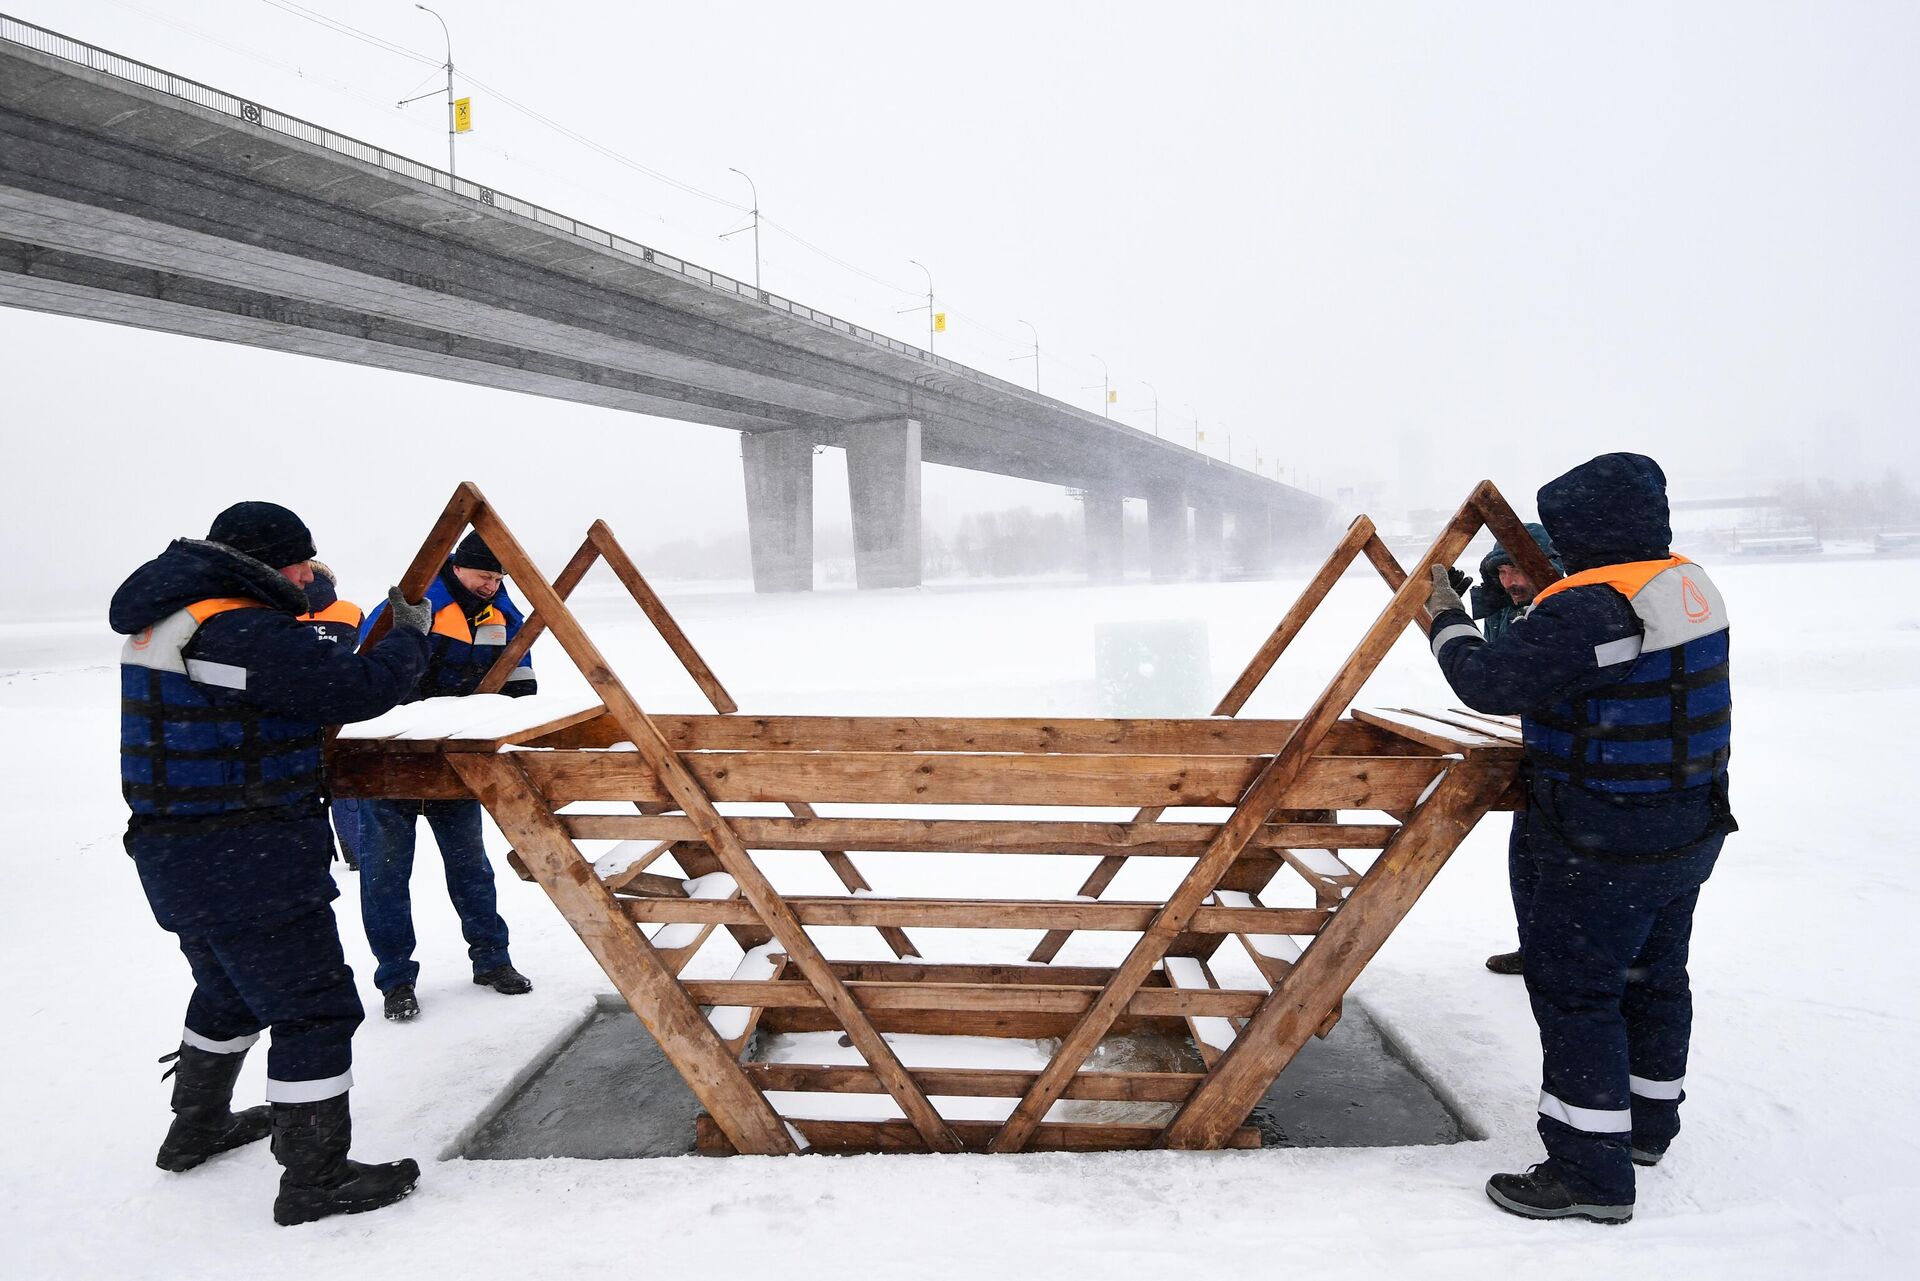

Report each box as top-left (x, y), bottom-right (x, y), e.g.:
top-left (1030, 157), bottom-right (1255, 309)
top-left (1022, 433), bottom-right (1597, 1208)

top-left (296, 597), bottom-right (364, 647)
top-left (120, 597), bottom-right (326, 820)
top-left (361, 565), bottom-right (534, 700)
top-left (1521, 556), bottom-right (1732, 794)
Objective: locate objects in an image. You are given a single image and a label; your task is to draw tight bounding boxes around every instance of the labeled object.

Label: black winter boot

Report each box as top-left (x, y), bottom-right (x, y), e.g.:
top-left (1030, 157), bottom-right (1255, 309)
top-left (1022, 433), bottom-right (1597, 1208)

top-left (1485, 1163), bottom-right (1633, 1224)
top-left (155, 1044), bottom-right (272, 1173)
top-left (1484, 950), bottom-right (1525, 975)
top-left (270, 1094), bottom-right (420, 1227)
top-left (473, 964), bottom-right (532, 995)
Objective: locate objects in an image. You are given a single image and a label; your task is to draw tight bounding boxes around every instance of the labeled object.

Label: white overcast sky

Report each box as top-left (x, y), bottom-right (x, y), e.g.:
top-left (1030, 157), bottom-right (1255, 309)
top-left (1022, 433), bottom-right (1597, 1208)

top-left (3, 1), bottom-right (1916, 612)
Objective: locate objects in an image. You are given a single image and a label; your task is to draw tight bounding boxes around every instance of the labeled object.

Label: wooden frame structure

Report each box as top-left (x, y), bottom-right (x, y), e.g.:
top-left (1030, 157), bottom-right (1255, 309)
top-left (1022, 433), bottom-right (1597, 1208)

top-left (332, 481), bottom-right (1559, 1155)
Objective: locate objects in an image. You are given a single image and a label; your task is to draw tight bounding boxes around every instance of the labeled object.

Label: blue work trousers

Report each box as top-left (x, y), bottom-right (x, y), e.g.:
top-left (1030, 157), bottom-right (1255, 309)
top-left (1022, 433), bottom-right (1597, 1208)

top-left (176, 902), bottom-right (363, 1100)
top-left (357, 798), bottom-right (511, 993)
top-left (1523, 824), bottom-right (1720, 1204)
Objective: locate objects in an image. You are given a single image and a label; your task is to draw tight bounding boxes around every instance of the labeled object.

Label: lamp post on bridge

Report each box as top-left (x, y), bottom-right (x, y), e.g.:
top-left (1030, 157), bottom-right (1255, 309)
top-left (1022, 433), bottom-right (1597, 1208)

top-left (1085, 354), bottom-right (1113, 418)
top-left (721, 168), bottom-right (762, 295)
top-left (1011, 319), bottom-right (1040, 391)
top-left (400, 5), bottom-right (457, 177)
top-left (901, 260), bottom-right (938, 351)
top-left (1139, 381), bottom-right (1159, 437)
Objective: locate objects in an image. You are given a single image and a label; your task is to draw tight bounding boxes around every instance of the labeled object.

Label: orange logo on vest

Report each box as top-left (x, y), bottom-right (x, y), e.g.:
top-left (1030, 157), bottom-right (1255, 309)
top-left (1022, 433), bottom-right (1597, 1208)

top-left (1682, 575), bottom-right (1711, 622)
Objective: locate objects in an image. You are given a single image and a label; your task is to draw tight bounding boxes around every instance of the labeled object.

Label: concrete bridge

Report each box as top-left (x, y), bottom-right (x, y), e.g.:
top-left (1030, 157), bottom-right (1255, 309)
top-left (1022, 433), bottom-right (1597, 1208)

top-left (0, 15), bottom-right (1331, 590)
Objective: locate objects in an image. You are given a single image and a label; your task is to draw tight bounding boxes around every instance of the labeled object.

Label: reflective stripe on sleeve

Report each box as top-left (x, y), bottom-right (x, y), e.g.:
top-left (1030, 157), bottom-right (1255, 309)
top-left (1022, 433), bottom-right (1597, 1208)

top-left (184, 658), bottom-right (248, 691)
top-left (1538, 1090), bottom-right (1632, 1133)
top-left (1629, 1074), bottom-right (1685, 1100)
top-left (265, 1069), bottom-right (353, 1104)
top-left (1593, 635), bottom-right (1643, 667)
top-left (182, 1027), bottom-right (260, 1055)
top-left (504, 667), bottom-right (535, 683)
top-left (1430, 623), bottom-right (1481, 658)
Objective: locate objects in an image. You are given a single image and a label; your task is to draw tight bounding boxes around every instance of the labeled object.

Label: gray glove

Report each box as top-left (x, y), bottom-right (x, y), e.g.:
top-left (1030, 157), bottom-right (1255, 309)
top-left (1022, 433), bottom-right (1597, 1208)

top-left (386, 586), bottom-right (433, 636)
top-left (1426, 564), bottom-right (1466, 616)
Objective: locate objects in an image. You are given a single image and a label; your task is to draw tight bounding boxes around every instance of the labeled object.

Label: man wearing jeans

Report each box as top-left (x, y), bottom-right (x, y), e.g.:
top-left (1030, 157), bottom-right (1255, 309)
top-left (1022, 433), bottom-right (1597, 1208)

top-left (356, 532), bottom-right (535, 1021)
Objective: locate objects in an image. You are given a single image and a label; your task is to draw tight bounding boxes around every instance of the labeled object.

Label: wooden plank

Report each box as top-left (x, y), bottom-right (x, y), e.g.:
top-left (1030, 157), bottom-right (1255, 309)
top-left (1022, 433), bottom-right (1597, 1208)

top-left (621, 897), bottom-right (1330, 935)
top-left (535, 713), bottom-right (1405, 757)
top-left (680, 979), bottom-right (1267, 1018)
top-left (355, 483), bottom-right (482, 656)
top-left (473, 529), bottom-right (600, 696)
top-left (611, 870), bottom-right (693, 898)
top-left (467, 497), bottom-right (962, 1154)
top-left (588, 521), bottom-right (738, 714)
top-left (991, 483), bottom-right (1502, 1153)
top-left (1351, 707), bottom-right (1490, 754)
top-left (1160, 758), bottom-right (1512, 1148)
top-left (743, 1062), bottom-right (1204, 1103)
top-left (755, 1005), bottom-right (1183, 1040)
top-left (562, 815), bottom-right (1401, 854)
top-left (1359, 531), bottom-right (1436, 634)
top-left (697, 1115), bottom-right (1261, 1155)
top-left (820, 960), bottom-right (1147, 988)
top-left (328, 749), bottom-right (1446, 809)
top-left (446, 753), bottom-right (795, 1155)
top-left (602, 840), bottom-right (675, 894)
top-left (1472, 486), bottom-right (1565, 597)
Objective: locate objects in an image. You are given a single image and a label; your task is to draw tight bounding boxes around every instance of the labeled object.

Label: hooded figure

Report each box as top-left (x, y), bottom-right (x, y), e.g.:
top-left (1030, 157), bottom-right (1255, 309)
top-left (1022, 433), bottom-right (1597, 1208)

top-left (113, 503), bottom-right (431, 1225)
top-left (1423, 454), bottom-right (1735, 1224)
top-left (1470, 521), bottom-right (1564, 642)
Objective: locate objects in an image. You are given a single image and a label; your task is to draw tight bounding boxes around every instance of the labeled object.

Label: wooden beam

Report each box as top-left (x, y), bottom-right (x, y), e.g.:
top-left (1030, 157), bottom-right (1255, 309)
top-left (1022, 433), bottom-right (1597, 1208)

top-left (680, 979), bottom-right (1267, 1018)
top-left (357, 482), bottom-right (482, 655)
top-left (990, 484), bottom-right (1499, 1153)
top-left (697, 1115), bottom-right (1261, 1155)
top-left (621, 897), bottom-right (1330, 934)
top-left (562, 815), bottom-right (1401, 854)
top-left (1472, 483), bottom-right (1565, 597)
top-left (533, 713), bottom-right (1406, 757)
top-left (466, 495), bottom-right (962, 1154)
top-left (588, 521), bottom-right (738, 714)
top-left (1161, 759), bottom-right (1511, 1147)
top-left (1210, 515), bottom-right (1376, 717)
top-left (447, 753), bottom-right (795, 1155)
top-left (743, 1062), bottom-right (1204, 1103)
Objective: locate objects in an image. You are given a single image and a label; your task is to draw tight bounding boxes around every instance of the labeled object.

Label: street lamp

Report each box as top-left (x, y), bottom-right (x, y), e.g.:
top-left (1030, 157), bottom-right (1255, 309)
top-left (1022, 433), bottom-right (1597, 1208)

top-left (1138, 381), bottom-right (1159, 437)
top-left (1011, 319), bottom-right (1039, 391)
top-left (720, 167), bottom-right (762, 294)
top-left (900, 259), bottom-right (936, 350)
top-left (398, 5), bottom-right (456, 176)
top-left (1184, 403), bottom-right (1202, 451)
top-left (1085, 354), bottom-right (1112, 418)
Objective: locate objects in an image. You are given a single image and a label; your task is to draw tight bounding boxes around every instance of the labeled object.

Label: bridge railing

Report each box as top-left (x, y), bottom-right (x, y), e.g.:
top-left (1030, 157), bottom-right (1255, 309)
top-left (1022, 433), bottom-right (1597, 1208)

top-left (0, 12), bottom-right (985, 381)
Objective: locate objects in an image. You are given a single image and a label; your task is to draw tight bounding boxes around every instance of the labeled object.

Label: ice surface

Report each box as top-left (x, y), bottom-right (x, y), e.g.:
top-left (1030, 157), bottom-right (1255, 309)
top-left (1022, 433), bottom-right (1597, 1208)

top-left (8, 555), bottom-right (1917, 1276)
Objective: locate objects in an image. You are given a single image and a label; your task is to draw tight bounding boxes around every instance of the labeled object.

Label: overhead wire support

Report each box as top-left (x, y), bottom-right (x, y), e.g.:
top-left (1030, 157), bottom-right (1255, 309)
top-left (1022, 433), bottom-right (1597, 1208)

top-left (1011, 319), bottom-right (1040, 391)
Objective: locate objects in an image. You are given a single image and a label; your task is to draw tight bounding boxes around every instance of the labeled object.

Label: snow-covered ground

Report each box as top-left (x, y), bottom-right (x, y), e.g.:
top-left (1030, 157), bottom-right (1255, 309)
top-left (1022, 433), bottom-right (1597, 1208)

top-left (4, 556), bottom-right (1917, 1279)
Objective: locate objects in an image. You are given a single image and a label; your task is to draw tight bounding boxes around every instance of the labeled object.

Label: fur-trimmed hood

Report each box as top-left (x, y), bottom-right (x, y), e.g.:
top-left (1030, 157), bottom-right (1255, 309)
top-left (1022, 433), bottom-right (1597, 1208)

top-left (109, 538), bottom-right (309, 634)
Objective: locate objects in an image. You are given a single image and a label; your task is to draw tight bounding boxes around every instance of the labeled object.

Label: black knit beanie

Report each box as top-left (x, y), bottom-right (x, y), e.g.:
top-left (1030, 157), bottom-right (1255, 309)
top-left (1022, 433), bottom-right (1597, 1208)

top-left (451, 531), bottom-right (502, 574)
top-left (207, 501), bottom-right (316, 569)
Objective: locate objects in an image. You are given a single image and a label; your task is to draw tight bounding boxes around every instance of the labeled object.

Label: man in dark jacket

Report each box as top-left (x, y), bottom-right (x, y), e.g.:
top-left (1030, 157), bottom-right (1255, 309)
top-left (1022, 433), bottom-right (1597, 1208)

top-left (1425, 454), bottom-right (1734, 1224)
top-left (114, 501), bottom-right (433, 1226)
top-left (356, 532), bottom-right (534, 1022)
top-left (1467, 522), bottom-right (1567, 977)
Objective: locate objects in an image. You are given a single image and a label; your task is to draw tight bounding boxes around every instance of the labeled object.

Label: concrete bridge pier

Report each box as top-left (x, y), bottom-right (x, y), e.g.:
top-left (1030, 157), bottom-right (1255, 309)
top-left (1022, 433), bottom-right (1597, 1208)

top-left (742, 431), bottom-right (816, 592)
top-left (845, 417), bottom-right (923, 590)
top-left (1148, 483), bottom-right (1191, 582)
top-left (1084, 490), bottom-right (1125, 583)
top-left (1232, 506), bottom-right (1276, 577)
top-left (1193, 506), bottom-right (1226, 579)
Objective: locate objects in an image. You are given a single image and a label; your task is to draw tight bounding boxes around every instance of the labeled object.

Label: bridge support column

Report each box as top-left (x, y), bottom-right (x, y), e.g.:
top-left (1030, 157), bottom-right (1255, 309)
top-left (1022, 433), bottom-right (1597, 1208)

top-left (1148, 484), bottom-right (1190, 583)
top-left (1232, 507), bottom-right (1275, 577)
top-left (1085, 490), bottom-right (1125, 583)
top-left (742, 430), bottom-right (815, 592)
top-left (1193, 506), bottom-right (1226, 579)
top-left (845, 417), bottom-right (923, 589)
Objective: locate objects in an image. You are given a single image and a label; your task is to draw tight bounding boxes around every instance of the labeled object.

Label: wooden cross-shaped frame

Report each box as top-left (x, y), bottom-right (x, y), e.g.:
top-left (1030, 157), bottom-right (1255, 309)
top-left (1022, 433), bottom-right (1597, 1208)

top-left (331, 480), bottom-right (1558, 1155)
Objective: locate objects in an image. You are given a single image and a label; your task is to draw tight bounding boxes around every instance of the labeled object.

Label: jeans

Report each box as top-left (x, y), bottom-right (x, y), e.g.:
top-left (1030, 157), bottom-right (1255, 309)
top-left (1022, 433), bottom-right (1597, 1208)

top-left (1508, 811), bottom-right (1537, 955)
top-left (356, 798), bottom-right (511, 993)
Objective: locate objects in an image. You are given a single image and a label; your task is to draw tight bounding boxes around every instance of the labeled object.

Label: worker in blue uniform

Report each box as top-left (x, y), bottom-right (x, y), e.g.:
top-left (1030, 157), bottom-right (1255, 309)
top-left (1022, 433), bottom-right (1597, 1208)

top-left (356, 532), bottom-right (534, 1022)
top-left (114, 501), bottom-right (434, 1225)
top-left (1425, 454), bottom-right (1735, 1224)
